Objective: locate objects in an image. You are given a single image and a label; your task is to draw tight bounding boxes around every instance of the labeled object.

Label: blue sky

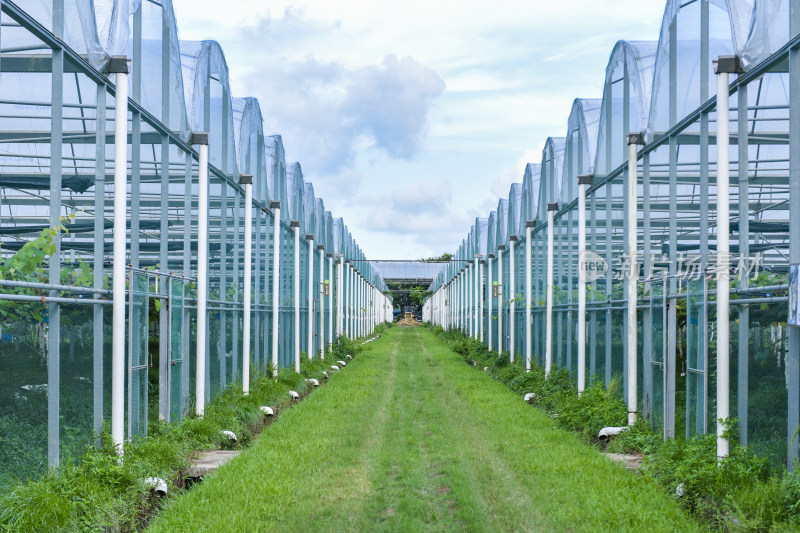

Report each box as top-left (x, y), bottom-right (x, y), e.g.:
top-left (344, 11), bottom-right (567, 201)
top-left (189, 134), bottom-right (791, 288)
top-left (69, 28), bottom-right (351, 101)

top-left (172, 0), bottom-right (666, 259)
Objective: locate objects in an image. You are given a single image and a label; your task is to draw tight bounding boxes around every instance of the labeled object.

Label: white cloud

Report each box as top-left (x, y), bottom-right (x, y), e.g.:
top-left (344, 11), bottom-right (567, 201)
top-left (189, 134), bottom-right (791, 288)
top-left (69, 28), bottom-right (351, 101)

top-left (171, 0), bottom-right (667, 259)
top-left (238, 53), bottom-right (443, 176)
top-left (490, 148), bottom-right (540, 198)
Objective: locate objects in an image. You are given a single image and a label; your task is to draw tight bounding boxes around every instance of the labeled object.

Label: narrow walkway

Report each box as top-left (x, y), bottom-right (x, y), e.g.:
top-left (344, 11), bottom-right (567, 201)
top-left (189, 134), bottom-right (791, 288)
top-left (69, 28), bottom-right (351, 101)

top-left (149, 328), bottom-right (697, 532)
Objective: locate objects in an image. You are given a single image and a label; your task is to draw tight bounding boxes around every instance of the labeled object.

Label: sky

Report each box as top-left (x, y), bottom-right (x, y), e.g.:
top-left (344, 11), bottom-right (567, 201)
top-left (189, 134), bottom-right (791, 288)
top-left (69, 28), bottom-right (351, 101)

top-left (171, 0), bottom-right (666, 260)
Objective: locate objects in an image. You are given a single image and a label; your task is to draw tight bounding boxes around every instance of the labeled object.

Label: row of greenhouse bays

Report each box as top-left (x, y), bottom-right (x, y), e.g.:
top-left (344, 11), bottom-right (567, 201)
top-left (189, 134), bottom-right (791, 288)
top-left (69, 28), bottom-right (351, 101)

top-left (425, 0), bottom-right (794, 470)
top-left (0, 1), bottom-right (390, 487)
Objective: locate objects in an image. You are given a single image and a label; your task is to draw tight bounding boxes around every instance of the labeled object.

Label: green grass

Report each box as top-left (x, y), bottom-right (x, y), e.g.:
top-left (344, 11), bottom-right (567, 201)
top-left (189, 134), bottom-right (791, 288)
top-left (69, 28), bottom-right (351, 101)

top-left (0, 350), bottom-right (345, 532)
top-left (149, 327), bottom-right (698, 532)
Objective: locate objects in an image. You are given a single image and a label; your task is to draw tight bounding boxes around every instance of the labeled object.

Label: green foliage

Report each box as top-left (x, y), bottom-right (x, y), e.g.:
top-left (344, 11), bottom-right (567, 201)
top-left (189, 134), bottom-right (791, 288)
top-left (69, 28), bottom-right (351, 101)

top-left (330, 335), bottom-right (363, 360)
top-left (615, 420), bottom-right (663, 455)
top-left (557, 378), bottom-right (627, 440)
top-left (645, 433), bottom-right (773, 525)
top-left (373, 322), bottom-right (393, 335)
top-left (0, 358), bottom-right (328, 532)
top-left (150, 325), bottom-right (697, 532)
top-left (430, 325), bottom-right (626, 444)
top-left (427, 325), bottom-right (800, 531)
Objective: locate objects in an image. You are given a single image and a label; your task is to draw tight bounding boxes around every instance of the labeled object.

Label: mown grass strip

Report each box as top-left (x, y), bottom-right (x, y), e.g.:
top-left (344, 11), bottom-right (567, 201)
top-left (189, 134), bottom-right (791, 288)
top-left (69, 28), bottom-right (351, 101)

top-left (149, 327), bottom-right (699, 532)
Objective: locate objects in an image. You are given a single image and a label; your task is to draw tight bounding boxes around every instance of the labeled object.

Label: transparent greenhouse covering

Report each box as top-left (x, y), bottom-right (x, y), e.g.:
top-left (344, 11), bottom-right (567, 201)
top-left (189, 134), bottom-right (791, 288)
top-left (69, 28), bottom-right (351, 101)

top-left (422, 0), bottom-right (800, 474)
top-left (0, 0), bottom-right (392, 484)
top-left (374, 261), bottom-right (446, 282)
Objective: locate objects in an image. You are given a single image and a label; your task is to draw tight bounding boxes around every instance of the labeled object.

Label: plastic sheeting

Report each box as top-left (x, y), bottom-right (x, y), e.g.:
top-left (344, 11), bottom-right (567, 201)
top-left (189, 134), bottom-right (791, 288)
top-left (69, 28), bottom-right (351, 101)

top-left (265, 135), bottom-right (286, 207)
top-left (521, 164), bottom-right (541, 227)
top-left (303, 182), bottom-right (316, 237)
top-left (560, 98), bottom-right (600, 204)
top-left (315, 199), bottom-right (326, 244)
top-left (487, 211), bottom-right (497, 253)
top-left (233, 97), bottom-right (268, 200)
top-left (325, 211), bottom-right (335, 252)
top-left (595, 41), bottom-right (656, 174)
top-left (181, 40), bottom-right (237, 174)
top-left (507, 183), bottom-right (522, 239)
top-left (536, 138), bottom-right (565, 222)
top-left (741, 0), bottom-right (790, 67)
top-left (374, 262), bottom-right (445, 280)
top-left (286, 163), bottom-right (304, 223)
top-left (496, 198), bottom-right (509, 247)
top-left (648, 0), bottom-right (746, 135)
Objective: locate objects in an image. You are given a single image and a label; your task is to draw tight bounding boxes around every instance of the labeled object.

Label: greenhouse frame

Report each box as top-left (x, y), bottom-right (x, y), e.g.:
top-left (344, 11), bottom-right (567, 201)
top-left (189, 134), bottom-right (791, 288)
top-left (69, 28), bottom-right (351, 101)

top-left (0, 0), bottom-right (392, 485)
top-left (424, 0), bottom-right (800, 471)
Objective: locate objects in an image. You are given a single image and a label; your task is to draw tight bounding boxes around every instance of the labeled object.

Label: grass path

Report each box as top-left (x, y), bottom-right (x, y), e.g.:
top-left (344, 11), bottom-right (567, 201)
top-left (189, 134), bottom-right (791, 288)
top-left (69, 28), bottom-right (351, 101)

top-left (148, 327), bottom-right (698, 532)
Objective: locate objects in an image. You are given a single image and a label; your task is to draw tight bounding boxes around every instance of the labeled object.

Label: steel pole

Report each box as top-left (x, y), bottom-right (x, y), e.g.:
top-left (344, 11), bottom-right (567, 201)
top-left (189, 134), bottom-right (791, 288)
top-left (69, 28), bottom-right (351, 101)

top-left (715, 64), bottom-right (732, 459)
top-left (241, 176), bottom-right (253, 394)
top-left (194, 135), bottom-right (209, 416)
top-left (546, 204), bottom-right (557, 377)
top-left (111, 60), bottom-right (128, 452)
top-left (525, 223), bottom-right (533, 372)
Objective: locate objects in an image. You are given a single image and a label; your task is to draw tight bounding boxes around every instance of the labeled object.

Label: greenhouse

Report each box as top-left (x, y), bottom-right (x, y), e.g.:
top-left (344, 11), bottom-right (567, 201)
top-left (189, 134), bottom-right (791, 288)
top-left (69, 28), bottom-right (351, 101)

top-left (0, 0), bottom-right (392, 485)
top-left (424, 0), bottom-right (800, 471)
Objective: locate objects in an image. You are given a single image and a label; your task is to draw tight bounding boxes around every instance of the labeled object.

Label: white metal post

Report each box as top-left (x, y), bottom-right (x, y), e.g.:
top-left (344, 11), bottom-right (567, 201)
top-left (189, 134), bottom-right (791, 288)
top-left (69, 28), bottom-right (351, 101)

top-left (240, 175), bottom-right (253, 395)
top-left (525, 223), bottom-right (533, 372)
top-left (715, 56), bottom-right (737, 459)
top-left (546, 203), bottom-right (558, 377)
top-left (343, 262), bottom-right (348, 338)
top-left (336, 256), bottom-right (343, 338)
top-left (319, 247), bottom-right (325, 357)
top-left (270, 202), bottom-right (280, 377)
top-left (626, 137), bottom-right (642, 423)
top-left (577, 175), bottom-right (591, 393)
top-left (460, 272), bottom-right (465, 332)
top-left (497, 245), bottom-right (504, 355)
top-left (307, 236), bottom-right (314, 359)
top-left (479, 260), bottom-right (484, 343)
top-left (454, 274), bottom-right (459, 331)
top-left (357, 274), bottom-right (361, 338)
top-left (110, 58), bottom-right (128, 452)
top-left (194, 133), bottom-right (209, 416)
top-left (474, 257), bottom-right (479, 338)
top-left (348, 263), bottom-right (354, 338)
top-left (488, 256), bottom-right (493, 350)
top-left (509, 238), bottom-right (516, 362)
top-left (328, 254), bottom-right (333, 351)
top-left (293, 222), bottom-right (300, 373)
top-left (467, 265), bottom-right (472, 337)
